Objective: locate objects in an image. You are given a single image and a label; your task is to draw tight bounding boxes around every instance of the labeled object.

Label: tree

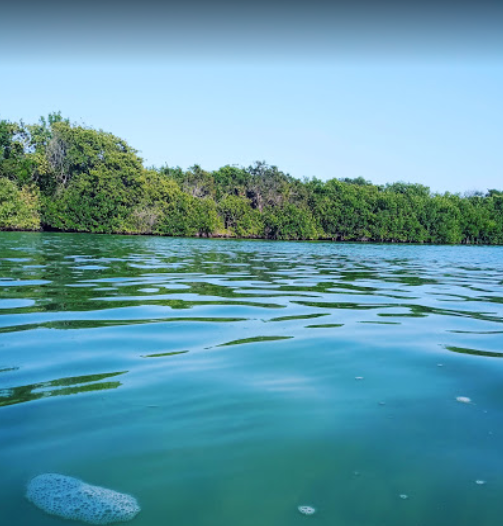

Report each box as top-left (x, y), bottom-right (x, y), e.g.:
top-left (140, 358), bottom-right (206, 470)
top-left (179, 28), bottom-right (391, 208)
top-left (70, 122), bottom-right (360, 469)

top-left (263, 204), bottom-right (319, 240)
top-left (0, 113), bottom-right (502, 246)
top-left (0, 177), bottom-right (40, 230)
top-left (217, 194), bottom-right (262, 237)
top-left (0, 120), bottom-right (33, 186)
top-left (246, 162), bottom-right (293, 212)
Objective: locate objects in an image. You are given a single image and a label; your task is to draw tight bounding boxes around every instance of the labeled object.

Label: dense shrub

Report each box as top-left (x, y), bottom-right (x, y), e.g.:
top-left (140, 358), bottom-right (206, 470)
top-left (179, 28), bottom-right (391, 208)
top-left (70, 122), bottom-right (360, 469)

top-left (1, 114), bottom-right (502, 244)
top-left (0, 178), bottom-right (40, 230)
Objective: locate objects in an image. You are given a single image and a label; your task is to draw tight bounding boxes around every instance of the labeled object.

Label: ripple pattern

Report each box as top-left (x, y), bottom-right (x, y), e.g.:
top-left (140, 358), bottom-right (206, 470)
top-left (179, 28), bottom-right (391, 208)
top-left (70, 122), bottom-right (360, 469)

top-left (1, 233), bottom-right (503, 526)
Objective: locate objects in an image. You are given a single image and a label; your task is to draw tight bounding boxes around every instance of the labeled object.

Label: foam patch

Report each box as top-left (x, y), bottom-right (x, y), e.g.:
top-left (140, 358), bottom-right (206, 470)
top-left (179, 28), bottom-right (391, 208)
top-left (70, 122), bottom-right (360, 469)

top-left (26, 473), bottom-right (140, 525)
top-left (298, 505), bottom-right (316, 515)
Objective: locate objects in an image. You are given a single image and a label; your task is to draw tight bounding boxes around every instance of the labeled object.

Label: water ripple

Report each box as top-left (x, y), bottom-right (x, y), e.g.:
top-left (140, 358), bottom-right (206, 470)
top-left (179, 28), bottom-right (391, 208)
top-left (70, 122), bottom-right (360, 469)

top-left (2, 233), bottom-right (503, 526)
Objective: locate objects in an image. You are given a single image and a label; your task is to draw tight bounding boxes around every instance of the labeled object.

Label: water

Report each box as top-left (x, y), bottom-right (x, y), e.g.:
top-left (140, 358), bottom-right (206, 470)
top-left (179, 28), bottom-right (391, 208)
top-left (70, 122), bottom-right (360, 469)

top-left (1, 232), bottom-right (503, 526)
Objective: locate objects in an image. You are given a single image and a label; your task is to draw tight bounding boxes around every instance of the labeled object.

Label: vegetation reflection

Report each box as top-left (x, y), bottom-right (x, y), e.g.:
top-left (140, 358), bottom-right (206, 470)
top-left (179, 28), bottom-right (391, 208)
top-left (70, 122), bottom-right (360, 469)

top-left (217, 336), bottom-right (293, 347)
top-left (0, 371), bottom-right (127, 407)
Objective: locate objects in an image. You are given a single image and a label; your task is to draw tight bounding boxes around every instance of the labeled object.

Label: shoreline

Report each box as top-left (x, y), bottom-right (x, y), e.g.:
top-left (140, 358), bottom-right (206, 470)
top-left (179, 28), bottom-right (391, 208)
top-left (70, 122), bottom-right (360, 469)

top-left (1, 228), bottom-right (500, 247)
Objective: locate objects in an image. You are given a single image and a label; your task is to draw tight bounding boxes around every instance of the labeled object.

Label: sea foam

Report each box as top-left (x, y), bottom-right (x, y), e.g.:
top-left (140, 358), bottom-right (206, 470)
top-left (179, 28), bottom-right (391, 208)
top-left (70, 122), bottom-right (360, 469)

top-left (26, 473), bottom-right (140, 525)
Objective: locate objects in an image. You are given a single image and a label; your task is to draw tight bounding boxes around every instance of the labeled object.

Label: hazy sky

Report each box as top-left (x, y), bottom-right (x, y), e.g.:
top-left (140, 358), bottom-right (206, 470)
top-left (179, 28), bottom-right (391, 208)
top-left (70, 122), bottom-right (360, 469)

top-left (1, 0), bottom-right (502, 193)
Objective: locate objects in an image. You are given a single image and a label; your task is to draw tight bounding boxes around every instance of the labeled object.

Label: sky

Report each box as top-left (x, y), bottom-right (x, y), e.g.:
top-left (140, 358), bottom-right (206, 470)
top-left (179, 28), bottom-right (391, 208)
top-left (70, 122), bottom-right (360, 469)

top-left (1, 0), bottom-right (502, 194)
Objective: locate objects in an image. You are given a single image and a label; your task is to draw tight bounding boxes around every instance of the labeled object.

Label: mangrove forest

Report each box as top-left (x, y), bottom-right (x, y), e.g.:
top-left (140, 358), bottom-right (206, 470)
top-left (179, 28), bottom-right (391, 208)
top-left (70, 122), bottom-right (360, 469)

top-left (1, 113), bottom-right (502, 244)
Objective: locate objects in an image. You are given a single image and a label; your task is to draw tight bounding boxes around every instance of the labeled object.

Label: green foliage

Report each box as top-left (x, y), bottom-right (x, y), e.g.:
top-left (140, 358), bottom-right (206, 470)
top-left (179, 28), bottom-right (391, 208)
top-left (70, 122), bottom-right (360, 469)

top-left (43, 166), bottom-right (143, 233)
top-left (246, 161), bottom-right (295, 212)
top-left (420, 196), bottom-right (462, 244)
top-left (0, 114), bottom-right (502, 244)
top-left (0, 178), bottom-right (40, 230)
top-left (127, 171), bottom-right (181, 234)
top-left (263, 204), bottom-right (319, 240)
top-left (384, 181), bottom-right (431, 198)
top-left (213, 165), bottom-right (250, 200)
top-left (217, 195), bottom-right (262, 237)
top-left (308, 179), bottom-right (376, 240)
top-left (155, 195), bottom-right (221, 237)
top-left (167, 164), bottom-right (215, 199)
top-left (339, 176), bottom-right (372, 186)
top-left (38, 121), bottom-right (146, 233)
top-left (0, 120), bottom-right (34, 186)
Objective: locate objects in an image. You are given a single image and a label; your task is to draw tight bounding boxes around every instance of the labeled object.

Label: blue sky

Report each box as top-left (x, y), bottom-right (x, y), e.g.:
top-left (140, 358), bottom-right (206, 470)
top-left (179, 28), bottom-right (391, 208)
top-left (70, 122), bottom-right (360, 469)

top-left (1, 1), bottom-right (502, 194)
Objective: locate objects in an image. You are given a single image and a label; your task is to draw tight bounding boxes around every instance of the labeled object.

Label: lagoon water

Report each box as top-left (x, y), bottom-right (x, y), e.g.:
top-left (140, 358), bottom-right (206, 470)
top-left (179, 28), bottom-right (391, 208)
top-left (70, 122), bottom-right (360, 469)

top-left (1, 232), bottom-right (503, 526)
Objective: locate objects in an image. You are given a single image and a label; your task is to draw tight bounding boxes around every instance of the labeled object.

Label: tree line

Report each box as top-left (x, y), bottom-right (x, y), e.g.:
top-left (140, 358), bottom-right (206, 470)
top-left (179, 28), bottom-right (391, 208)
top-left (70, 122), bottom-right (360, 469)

top-left (1, 113), bottom-right (502, 244)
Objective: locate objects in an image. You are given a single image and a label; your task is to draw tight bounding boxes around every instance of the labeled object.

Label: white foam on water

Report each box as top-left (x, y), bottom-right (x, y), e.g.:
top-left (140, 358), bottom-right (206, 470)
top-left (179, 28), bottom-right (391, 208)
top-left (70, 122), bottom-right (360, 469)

top-left (298, 505), bottom-right (316, 515)
top-left (26, 473), bottom-right (140, 525)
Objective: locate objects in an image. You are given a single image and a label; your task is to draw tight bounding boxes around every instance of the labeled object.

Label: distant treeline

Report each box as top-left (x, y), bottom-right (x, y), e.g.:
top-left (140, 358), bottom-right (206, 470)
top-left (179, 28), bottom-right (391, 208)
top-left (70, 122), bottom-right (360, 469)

top-left (1, 113), bottom-right (502, 244)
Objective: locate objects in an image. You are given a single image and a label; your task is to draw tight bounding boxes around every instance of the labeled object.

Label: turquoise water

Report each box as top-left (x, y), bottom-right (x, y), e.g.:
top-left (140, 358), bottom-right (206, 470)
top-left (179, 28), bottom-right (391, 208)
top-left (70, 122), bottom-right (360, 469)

top-left (1, 232), bottom-right (503, 526)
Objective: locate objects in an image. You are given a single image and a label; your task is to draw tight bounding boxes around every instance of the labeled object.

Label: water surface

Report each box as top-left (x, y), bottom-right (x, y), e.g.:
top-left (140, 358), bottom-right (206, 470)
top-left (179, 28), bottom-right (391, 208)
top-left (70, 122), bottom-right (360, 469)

top-left (1, 232), bottom-right (503, 526)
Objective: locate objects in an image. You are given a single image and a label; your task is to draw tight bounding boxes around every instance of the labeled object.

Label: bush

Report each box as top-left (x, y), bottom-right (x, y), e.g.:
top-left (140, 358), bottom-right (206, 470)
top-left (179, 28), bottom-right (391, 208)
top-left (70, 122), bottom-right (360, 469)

top-left (0, 178), bottom-right (40, 230)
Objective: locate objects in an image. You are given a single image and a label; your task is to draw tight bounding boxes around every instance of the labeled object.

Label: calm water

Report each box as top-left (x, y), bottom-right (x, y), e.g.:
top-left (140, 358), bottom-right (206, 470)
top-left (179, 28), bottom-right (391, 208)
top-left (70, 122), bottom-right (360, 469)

top-left (1, 232), bottom-right (503, 526)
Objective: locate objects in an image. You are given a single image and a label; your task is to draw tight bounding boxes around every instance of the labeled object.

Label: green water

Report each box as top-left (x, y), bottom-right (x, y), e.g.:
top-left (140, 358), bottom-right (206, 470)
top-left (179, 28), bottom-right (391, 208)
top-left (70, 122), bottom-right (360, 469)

top-left (1, 232), bottom-right (503, 526)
